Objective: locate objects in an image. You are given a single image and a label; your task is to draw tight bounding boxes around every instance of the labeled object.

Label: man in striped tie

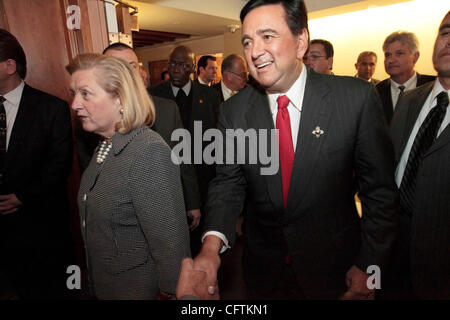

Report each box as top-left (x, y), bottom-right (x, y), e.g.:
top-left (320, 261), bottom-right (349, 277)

top-left (387, 10), bottom-right (450, 300)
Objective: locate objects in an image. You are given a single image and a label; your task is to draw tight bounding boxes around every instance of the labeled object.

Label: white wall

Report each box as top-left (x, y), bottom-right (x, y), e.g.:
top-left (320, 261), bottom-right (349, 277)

top-left (309, 0), bottom-right (447, 80)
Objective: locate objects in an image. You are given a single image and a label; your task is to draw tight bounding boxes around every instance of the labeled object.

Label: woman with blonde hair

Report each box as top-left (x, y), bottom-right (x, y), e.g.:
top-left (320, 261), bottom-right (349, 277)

top-left (67, 54), bottom-right (190, 299)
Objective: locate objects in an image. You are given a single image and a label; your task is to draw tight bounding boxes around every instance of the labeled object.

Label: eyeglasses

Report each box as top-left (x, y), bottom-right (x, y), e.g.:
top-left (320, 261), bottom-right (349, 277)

top-left (227, 70), bottom-right (248, 80)
top-left (304, 54), bottom-right (326, 61)
top-left (168, 61), bottom-right (191, 69)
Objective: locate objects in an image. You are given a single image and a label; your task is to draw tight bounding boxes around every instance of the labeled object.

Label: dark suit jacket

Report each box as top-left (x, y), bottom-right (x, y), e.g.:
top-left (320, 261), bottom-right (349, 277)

top-left (376, 73), bottom-right (436, 125)
top-left (151, 81), bottom-right (220, 205)
top-left (212, 82), bottom-right (224, 103)
top-left (205, 69), bottom-right (399, 299)
top-left (0, 84), bottom-right (73, 265)
top-left (76, 95), bottom-right (201, 211)
top-left (389, 81), bottom-right (449, 299)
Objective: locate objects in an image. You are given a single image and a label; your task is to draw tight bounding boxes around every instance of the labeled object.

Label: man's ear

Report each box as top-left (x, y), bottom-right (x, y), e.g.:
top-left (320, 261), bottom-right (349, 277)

top-left (296, 28), bottom-right (309, 60)
top-left (328, 57), bottom-right (334, 71)
top-left (5, 59), bottom-right (18, 76)
top-left (412, 51), bottom-right (420, 64)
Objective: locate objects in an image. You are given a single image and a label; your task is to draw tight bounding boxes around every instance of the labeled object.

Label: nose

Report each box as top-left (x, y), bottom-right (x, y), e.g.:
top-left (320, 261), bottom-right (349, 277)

top-left (70, 94), bottom-right (83, 111)
top-left (251, 38), bottom-right (265, 61)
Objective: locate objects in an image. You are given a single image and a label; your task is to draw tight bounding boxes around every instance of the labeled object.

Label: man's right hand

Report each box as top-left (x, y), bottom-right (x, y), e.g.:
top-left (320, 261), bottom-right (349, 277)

top-left (192, 235), bottom-right (222, 298)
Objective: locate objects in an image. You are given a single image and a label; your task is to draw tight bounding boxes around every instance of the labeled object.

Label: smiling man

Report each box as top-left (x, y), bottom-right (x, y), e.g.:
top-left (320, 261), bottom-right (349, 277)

top-left (189, 0), bottom-right (398, 300)
top-left (376, 31), bottom-right (435, 125)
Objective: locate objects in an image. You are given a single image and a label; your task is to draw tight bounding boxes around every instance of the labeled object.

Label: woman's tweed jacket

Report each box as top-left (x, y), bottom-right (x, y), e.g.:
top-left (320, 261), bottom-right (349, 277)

top-left (78, 126), bottom-right (190, 299)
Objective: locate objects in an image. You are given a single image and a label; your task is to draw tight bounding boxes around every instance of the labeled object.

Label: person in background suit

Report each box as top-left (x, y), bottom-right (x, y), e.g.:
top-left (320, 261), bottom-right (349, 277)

top-left (196, 55), bottom-right (218, 86)
top-left (151, 46), bottom-right (220, 255)
top-left (188, 0), bottom-right (398, 300)
top-left (0, 29), bottom-right (74, 299)
top-left (376, 31), bottom-right (436, 125)
top-left (74, 43), bottom-right (202, 231)
top-left (212, 54), bottom-right (248, 103)
top-left (355, 51), bottom-right (380, 84)
top-left (386, 11), bottom-right (450, 300)
top-left (68, 53), bottom-right (190, 299)
top-left (304, 39), bottom-right (334, 75)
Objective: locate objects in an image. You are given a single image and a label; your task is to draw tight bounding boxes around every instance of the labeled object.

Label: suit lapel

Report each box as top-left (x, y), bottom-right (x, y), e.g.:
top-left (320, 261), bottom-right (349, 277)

top-left (397, 83), bottom-right (434, 161)
top-left (6, 85), bottom-right (35, 168)
top-left (245, 89), bottom-right (284, 213)
top-left (286, 70), bottom-right (332, 213)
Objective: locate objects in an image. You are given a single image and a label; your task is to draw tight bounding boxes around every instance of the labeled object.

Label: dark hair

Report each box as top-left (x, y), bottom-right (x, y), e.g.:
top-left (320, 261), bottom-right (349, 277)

top-left (240, 0), bottom-right (309, 37)
top-left (197, 55), bottom-right (216, 75)
top-left (0, 29), bottom-right (27, 79)
top-left (161, 70), bottom-right (169, 80)
top-left (311, 39), bottom-right (334, 58)
top-left (102, 42), bottom-right (135, 54)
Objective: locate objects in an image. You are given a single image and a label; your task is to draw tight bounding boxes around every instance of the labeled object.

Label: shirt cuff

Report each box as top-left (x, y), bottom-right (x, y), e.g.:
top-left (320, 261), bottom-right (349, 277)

top-left (202, 231), bottom-right (231, 254)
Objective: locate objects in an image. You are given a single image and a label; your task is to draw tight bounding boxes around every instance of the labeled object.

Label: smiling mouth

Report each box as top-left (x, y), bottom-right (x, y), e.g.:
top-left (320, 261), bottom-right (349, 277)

top-left (255, 61), bottom-right (273, 69)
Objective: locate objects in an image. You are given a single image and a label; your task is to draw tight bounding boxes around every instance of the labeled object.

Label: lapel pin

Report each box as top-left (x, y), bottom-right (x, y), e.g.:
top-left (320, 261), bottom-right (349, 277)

top-left (312, 126), bottom-right (324, 138)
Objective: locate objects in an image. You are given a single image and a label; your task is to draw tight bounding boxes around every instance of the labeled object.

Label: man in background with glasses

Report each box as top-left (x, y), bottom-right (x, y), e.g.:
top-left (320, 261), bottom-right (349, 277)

top-left (212, 54), bottom-right (248, 103)
top-left (304, 39), bottom-right (334, 75)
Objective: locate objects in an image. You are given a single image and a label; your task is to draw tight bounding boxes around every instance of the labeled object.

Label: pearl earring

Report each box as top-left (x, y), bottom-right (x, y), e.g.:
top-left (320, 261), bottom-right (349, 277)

top-left (120, 108), bottom-right (124, 114)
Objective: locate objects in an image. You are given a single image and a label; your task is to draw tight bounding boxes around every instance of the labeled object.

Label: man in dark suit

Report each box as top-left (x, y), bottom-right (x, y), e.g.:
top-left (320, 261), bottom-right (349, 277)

top-left (0, 29), bottom-right (74, 299)
top-left (376, 31), bottom-right (435, 125)
top-left (195, 55), bottom-right (218, 86)
top-left (76, 43), bottom-right (202, 231)
top-left (355, 51), bottom-right (380, 85)
top-left (386, 11), bottom-right (450, 299)
top-left (189, 0), bottom-right (398, 300)
top-left (151, 46), bottom-right (220, 255)
top-left (212, 54), bottom-right (248, 103)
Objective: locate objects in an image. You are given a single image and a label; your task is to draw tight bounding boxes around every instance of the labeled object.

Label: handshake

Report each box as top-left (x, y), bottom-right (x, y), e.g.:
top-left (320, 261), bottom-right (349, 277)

top-left (176, 256), bottom-right (221, 300)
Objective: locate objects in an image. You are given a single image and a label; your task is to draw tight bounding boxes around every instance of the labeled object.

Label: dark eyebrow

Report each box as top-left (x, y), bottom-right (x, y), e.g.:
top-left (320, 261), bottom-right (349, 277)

top-left (241, 34), bottom-right (252, 43)
top-left (257, 28), bottom-right (278, 36)
top-left (242, 28), bottom-right (279, 43)
top-left (439, 23), bottom-right (450, 31)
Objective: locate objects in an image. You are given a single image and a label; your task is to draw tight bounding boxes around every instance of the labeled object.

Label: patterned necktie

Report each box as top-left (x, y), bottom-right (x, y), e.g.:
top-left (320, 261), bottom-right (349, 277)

top-left (0, 96), bottom-right (6, 153)
top-left (276, 95), bottom-right (294, 208)
top-left (399, 91), bottom-right (449, 216)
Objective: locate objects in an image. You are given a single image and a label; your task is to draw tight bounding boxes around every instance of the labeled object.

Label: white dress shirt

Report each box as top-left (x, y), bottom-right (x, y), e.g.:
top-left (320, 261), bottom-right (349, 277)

top-left (390, 72), bottom-right (418, 109)
top-left (197, 77), bottom-right (211, 86)
top-left (171, 80), bottom-right (191, 97)
top-left (2, 81), bottom-right (25, 150)
top-left (395, 79), bottom-right (450, 187)
top-left (221, 81), bottom-right (235, 101)
top-left (203, 64), bottom-right (308, 252)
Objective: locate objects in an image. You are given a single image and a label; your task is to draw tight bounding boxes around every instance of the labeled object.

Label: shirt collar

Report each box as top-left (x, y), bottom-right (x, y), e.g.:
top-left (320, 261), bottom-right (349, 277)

top-left (430, 78), bottom-right (450, 107)
top-left (390, 72), bottom-right (417, 91)
top-left (221, 80), bottom-right (233, 97)
top-left (267, 63), bottom-right (307, 114)
top-left (171, 80), bottom-right (191, 97)
top-left (3, 80), bottom-right (25, 107)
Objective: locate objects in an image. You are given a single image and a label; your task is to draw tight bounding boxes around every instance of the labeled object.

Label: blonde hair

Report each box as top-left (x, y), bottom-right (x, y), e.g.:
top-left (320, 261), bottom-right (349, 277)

top-left (66, 53), bottom-right (155, 133)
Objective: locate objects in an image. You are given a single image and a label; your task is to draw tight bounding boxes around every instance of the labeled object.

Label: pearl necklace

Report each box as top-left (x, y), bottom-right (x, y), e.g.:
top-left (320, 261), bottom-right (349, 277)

top-left (96, 140), bottom-right (112, 164)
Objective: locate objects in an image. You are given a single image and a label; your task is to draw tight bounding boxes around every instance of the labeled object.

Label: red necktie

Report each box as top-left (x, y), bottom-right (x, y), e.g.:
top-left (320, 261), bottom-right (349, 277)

top-left (276, 95), bottom-right (294, 208)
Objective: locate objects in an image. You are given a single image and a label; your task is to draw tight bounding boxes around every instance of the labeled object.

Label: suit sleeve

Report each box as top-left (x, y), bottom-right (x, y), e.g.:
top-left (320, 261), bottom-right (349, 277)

top-left (15, 98), bottom-right (73, 210)
top-left (204, 106), bottom-right (247, 247)
top-left (354, 84), bottom-right (399, 271)
top-left (129, 140), bottom-right (191, 294)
